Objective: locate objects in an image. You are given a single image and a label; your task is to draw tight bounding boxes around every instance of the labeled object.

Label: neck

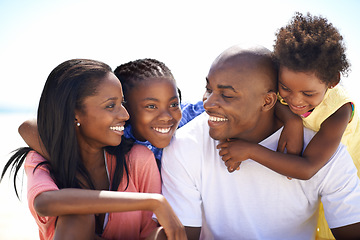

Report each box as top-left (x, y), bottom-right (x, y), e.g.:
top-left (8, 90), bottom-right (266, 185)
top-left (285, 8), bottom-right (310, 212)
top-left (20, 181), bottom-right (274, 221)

top-left (236, 113), bottom-right (282, 143)
top-left (79, 148), bottom-right (105, 171)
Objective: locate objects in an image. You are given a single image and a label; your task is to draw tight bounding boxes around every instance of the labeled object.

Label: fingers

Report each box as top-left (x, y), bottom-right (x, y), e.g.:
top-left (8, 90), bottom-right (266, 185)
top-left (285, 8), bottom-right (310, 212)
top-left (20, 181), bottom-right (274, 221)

top-left (277, 140), bottom-right (286, 153)
top-left (163, 226), bottom-right (187, 240)
top-left (218, 148), bottom-right (229, 158)
top-left (217, 142), bottom-right (228, 149)
top-left (225, 160), bottom-right (241, 173)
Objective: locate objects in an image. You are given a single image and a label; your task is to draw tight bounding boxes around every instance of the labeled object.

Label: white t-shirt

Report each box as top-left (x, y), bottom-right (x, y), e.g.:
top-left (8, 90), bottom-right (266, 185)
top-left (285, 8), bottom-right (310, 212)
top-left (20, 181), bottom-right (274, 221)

top-left (161, 112), bottom-right (360, 240)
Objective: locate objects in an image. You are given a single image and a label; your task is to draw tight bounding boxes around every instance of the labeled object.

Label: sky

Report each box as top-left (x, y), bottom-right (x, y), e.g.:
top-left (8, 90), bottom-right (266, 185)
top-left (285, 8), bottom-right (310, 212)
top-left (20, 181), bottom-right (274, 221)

top-left (1, 0), bottom-right (360, 113)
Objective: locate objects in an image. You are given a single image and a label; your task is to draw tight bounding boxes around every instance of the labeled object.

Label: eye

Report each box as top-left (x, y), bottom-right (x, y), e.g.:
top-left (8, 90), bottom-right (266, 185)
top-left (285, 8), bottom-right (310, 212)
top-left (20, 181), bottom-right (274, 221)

top-left (145, 104), bottom-right (156, 109)
top-left (106, 103), bottom-right (115, 109)
top-left (222, 94), bottom-right (233, 99)
top-left (303, 92), bottom-right (313, 97)
top-left (205, 85), bottom-right (212, 93)
top-left (280, 84), bottom-right (290, 92)
top-left (170, 102), bottom-right (179, 108)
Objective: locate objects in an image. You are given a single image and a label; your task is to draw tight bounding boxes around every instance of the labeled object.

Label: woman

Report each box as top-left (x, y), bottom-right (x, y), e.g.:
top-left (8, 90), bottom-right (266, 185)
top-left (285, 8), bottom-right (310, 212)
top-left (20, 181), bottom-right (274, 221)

top-left (1, 59), bottom-right (185, 240)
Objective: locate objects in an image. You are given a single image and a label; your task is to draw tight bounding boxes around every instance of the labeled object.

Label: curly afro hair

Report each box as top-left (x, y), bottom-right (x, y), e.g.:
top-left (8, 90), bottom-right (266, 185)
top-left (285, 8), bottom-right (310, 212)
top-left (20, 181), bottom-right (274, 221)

top-left (273, 12), bottom-right (350, 85)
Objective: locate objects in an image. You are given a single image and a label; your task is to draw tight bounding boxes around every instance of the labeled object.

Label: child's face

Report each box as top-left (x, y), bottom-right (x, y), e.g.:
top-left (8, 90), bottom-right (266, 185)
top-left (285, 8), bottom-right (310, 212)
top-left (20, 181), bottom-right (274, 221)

top-left (278, 66), bottom-right (329, 116)
top-left (125, 77), bottom-right (182, 148)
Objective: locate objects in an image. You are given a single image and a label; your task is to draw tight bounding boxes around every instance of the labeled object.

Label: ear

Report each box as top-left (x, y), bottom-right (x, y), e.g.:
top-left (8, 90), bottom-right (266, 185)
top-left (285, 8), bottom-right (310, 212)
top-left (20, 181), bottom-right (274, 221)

top-left (262, 91), bottom-right (277, 112)
top-left (74, 110), bottom-right (81, 125)
top-left (329, 72), bottom-right (340, 89)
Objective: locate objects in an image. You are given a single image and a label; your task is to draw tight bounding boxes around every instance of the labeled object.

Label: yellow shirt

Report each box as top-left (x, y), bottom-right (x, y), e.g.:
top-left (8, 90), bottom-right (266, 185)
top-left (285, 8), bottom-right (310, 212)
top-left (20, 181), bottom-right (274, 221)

top-left (300, 85), bottom-right (360, 176)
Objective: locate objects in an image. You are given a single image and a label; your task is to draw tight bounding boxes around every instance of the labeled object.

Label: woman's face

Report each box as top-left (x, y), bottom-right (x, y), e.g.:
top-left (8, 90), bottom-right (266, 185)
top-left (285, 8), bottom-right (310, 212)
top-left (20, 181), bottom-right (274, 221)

top-left (75, 72), bottom-right (129, 150)
top-left (125, 77), bottom-right (182, 148)
top-left (278, 66), bottom-right (329, 116)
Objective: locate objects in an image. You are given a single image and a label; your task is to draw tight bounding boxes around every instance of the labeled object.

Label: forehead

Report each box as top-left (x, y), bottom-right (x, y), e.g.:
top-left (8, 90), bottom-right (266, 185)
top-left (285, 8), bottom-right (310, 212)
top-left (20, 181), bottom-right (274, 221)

top-left (95, 73), bottom-right (123, 93)
top-left (207, 61), bottom-right (254, 90)
top-left (279, 67), bottom-right (326, 88)
top-left (128, 77), bottom-right (178, 99)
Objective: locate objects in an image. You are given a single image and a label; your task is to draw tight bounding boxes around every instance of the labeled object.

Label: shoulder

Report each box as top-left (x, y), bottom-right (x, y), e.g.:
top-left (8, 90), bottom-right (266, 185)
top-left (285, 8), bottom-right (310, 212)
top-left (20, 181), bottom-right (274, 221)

top-left (163, 112), bottom-right (211, 167)
top-left (25, 151), bottom-right (49, 170)
top-left (324, 85), bottom-right (352, 108)
top-left (176, 112), bottom-right (208, 138)
top-left (127, 144), bottom-right (155, 164)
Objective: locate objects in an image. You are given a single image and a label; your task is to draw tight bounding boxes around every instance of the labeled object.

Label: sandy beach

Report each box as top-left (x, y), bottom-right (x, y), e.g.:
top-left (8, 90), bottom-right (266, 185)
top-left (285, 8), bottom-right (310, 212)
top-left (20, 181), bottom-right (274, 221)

top-left (0, 113), bottom-right (38, 239)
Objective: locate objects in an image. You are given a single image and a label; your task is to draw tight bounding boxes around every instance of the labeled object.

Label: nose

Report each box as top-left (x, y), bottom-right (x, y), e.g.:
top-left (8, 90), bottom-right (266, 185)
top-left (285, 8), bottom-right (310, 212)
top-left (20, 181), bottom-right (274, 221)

top-left (287, 93), bottom-right (304, 106)
top-left (118, 104), bottom-right (130, 121)
top-left (203, 91), bottom-right (219, 111)
top-left (158, 109), bottom-right (173, 122)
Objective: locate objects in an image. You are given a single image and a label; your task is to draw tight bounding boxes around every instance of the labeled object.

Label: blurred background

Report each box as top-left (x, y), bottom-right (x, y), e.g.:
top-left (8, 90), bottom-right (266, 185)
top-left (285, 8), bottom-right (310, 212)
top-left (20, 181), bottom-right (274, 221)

top-left (1, 0), bottom-right (359, 239)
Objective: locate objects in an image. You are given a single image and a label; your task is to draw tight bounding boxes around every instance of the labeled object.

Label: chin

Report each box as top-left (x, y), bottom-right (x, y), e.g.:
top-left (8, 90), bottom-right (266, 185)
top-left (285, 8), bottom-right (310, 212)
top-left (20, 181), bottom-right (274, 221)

top-left (151, 139), bottom-right (171, 149)
top-left (209, 130), bottom-right (222, 141)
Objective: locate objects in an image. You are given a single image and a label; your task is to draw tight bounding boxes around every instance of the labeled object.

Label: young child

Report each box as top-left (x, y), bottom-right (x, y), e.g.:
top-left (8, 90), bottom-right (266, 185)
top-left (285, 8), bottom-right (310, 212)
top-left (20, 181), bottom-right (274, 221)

top-left (217, 13), bottom-right (359, 240)
top-left (1, 59), bottom-right (186, 239)
top-left (18, 58), bottom-right (204, 169)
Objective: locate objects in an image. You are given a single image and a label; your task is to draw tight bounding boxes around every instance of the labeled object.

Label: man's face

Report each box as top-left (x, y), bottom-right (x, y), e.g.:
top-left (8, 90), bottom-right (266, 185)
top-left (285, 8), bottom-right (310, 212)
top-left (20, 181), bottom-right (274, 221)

top-left (203, 62), bottom-right (268, 141)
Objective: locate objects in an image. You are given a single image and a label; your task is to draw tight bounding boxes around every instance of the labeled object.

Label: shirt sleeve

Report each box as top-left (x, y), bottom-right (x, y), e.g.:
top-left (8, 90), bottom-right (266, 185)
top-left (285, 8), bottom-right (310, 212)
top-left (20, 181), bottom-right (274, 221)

top-left (178, 101), bottom-right (205, 128)
top-left (161, 130), bottom-right (203, 227)
top-left (318, 145), bottom-right (360, 228)
top-left (25, 151), bottom-right (58, 236)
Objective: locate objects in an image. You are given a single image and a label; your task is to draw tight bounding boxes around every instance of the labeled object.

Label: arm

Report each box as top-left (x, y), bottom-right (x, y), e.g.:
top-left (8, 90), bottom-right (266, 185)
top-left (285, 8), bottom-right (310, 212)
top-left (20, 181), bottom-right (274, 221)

top-left (35, 189), bottom-right (186, 239)
top-left (185, 227), bottom-right (201, 240)
top-left (218, 103), bottom-right (352, 180)
top-left (331, 223), bottom-right (360, 240)
top-left (275, 101), bottom-right (303, 155)
top-left (18, 119), bottom-right (49, 159)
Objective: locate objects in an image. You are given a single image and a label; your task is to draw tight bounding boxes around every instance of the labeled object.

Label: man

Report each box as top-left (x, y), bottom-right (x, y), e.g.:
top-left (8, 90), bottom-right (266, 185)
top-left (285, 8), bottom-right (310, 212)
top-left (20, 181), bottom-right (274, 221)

top-left (161, 45), bottom-right (360, 239)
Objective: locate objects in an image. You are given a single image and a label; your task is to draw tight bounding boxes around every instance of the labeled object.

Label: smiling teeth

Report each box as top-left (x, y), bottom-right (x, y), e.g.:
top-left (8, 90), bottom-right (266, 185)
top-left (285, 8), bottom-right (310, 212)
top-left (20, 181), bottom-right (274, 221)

top-left (153, 127), bottom-right (171, 133)
top-left (110, 126), bottom-right (124, 131)
top-left (209, 116), bottom-right (228, 122)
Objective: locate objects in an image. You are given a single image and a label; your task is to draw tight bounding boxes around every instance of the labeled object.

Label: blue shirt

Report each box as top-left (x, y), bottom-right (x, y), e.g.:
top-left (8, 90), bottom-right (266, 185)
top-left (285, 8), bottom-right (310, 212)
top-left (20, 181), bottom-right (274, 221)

top-left (124, 101), bottom-right (205, 166)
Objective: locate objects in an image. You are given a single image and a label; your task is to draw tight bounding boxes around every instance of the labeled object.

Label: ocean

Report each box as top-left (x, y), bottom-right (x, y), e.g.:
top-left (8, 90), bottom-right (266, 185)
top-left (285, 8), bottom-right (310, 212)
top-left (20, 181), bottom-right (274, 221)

top-left (0, 112), bottom-right (38, 239)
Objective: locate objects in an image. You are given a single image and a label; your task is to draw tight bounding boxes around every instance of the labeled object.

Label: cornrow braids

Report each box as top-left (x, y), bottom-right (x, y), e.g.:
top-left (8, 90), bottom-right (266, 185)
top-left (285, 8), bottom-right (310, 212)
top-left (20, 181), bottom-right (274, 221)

top-left (273, 12), bottom-right (350, 85)
top-left (114, 58), bottom-right (178, 97)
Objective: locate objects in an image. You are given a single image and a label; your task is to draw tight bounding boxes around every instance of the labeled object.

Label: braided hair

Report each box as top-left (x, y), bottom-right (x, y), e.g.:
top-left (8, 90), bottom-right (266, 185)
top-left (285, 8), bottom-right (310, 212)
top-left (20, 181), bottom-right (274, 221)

top-left (273, 12), bottom-right (350, 85)
top-left (114, 58), bottom-right (182, 101)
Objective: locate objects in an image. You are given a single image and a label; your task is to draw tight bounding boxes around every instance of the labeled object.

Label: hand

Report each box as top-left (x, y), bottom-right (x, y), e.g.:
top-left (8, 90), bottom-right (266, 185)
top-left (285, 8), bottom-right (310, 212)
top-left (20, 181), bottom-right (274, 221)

top-left (277, 118), bottom-right (304, 155)
top-left (217, 139), bottom-right (252, 173)
top-left (152, 195), bottom-right (187, 240)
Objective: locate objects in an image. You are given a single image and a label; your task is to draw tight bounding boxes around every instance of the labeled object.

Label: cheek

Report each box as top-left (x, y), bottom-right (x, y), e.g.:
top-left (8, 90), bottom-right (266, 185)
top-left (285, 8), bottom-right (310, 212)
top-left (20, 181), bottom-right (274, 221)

top-left (278, 89), bottom-right (288, 98)
top-left (172, 109), bottom-right (182, 124)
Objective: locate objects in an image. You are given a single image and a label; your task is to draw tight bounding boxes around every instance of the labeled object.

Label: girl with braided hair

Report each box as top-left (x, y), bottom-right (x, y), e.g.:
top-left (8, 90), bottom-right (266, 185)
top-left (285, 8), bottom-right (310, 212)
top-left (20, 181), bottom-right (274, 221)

top-left (217, 12), bottom-right (360, 240)
top-left (2, 59), bottom-right (186, 240)
top-left (113, 58), bottom-right (204, 169)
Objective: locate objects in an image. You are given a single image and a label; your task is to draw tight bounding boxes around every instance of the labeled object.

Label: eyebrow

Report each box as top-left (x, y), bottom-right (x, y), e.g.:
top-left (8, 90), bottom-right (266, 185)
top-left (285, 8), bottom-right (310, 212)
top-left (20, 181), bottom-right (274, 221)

top-left (217, 84), bottom-right (237, 92)
top-left (142, 96), bottom-right (179, 102)
top-left (279, 82), bottom-right (317, 93)
top-left (205, 77), bottom-right (237, 92)
top-left (102, 97), bottom-right (118, 104)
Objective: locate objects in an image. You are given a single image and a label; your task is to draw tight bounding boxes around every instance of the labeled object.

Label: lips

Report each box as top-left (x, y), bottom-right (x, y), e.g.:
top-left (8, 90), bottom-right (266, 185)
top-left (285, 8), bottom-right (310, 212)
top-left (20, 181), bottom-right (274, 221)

top-left (110, 125), bottom-right (125, 132)
top-left (152, 127), bottom-right (171, 134)
top-left (209, 115), bottom-right (228, 122)
top-left (288, 103), bottom-right (308, 114)
top-left (207, 113), bottom-right (229, 129)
